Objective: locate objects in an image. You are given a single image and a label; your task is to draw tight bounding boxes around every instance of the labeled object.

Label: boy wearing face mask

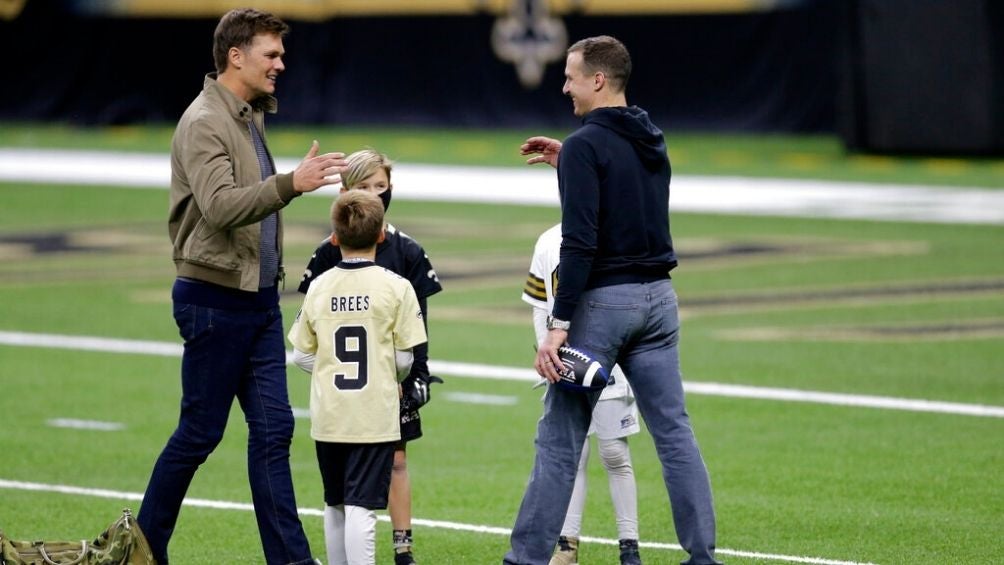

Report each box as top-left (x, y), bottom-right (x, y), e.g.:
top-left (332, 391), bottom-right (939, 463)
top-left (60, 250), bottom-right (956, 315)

top-left (298, 149), bottom-right (443, 565)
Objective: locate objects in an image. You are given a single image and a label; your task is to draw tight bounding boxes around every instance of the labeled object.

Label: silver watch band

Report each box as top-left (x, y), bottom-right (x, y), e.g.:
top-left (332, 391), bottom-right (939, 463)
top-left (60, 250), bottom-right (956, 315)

top-left (546, 315), bottom-right (571, 331)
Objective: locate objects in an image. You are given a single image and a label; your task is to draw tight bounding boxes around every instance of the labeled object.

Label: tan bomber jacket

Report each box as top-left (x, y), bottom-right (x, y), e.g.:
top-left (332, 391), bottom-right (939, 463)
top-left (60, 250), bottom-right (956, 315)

top-left (168, 74), bottom-right (299, 292)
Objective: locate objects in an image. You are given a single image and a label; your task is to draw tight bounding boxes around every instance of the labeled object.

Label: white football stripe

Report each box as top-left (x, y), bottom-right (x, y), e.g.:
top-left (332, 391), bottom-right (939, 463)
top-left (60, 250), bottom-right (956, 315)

top-left (584, 363), bottom-right (602, 388)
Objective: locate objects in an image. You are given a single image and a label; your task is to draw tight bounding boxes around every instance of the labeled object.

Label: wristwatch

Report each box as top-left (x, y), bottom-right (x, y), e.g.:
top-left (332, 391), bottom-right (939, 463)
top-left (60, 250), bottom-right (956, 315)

top-left (546, 315), bottom-right (571, 331)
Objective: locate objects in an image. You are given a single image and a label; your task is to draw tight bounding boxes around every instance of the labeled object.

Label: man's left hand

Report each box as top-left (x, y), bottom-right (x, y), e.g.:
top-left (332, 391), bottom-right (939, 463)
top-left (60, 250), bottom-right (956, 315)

top-left (535, 329), bottom-right (567, 383)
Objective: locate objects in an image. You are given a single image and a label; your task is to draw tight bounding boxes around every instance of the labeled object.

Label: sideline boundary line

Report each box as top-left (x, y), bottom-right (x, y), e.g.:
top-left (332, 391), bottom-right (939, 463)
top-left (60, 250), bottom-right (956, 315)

top-left (2, 330), bottom-right (1002, 419)
top-left (1, 148), bottom-right (1003, 225)
top-left (0, 479), bottom-right (877, 565)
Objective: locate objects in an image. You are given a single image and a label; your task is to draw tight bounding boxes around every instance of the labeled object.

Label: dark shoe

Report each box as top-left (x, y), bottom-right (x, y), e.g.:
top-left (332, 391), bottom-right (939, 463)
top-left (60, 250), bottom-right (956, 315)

top-left (394, 551), bottom-right (417, 565)
top-left (619, 539), bottom-right (642, 565)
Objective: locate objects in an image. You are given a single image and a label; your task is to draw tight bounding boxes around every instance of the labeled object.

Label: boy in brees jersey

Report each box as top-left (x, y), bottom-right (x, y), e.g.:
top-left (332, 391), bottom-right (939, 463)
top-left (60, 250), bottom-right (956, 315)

top-left (288, 190), bottom-right (427, 565)
top-left (299, 149), bottom-right (442, 565)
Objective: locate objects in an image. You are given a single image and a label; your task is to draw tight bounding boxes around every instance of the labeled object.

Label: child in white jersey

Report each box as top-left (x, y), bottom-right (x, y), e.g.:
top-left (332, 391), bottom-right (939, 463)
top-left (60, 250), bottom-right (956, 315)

top-left (522, 223), bottom-right (643, 565)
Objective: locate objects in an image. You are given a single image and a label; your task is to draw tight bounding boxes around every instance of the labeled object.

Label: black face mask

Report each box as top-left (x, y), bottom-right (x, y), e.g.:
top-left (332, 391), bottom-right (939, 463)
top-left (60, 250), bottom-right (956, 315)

top-left (379, 188), bottom-right (392, 212)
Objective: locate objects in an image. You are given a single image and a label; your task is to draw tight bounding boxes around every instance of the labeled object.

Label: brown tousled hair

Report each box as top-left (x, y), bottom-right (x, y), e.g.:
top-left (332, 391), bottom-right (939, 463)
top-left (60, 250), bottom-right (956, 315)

top-left (213, 8), bottom-right (289, 74)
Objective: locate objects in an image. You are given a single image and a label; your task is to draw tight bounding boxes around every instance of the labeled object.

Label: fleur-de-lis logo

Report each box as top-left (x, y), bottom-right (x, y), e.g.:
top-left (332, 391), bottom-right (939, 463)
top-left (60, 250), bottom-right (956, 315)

top-left (0, 0), bottom-right (27, 21)
top-left (491, 0), bottom-right (568, 89)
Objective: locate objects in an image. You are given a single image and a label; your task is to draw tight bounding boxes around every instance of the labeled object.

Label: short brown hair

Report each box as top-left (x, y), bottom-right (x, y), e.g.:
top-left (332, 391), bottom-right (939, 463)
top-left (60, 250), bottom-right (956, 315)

top-left (213, 8), bottom-right (289, 74)
top-left (568, 35), bottom-right (632, 93)
top-left (332, 190), bottom-right (385, 251)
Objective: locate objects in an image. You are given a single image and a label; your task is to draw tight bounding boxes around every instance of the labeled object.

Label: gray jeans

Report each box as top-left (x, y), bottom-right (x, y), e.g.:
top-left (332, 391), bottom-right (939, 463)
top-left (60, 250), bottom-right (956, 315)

top-left (504, 279), bottom-right (720, 565)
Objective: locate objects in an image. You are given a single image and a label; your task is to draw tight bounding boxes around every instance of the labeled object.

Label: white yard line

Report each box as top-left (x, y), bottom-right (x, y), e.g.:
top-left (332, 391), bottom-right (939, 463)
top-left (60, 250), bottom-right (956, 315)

top-left (46, 418), bottom-right (126, 431)
top-left (440, 391), bottom-right (520, 405)
top-left (1, 148), bottom-right (1002, 224)
top-left (2, 330), bottom-right (1002, 419)
top-left (681, 382), bottom-right (1004, 418)
top-left (0, 478), bottom-right (877, 565)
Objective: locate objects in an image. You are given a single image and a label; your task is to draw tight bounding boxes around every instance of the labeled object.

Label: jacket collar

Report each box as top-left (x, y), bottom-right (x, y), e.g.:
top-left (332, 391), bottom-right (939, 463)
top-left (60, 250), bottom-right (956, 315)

top-left (203, 73), bottom-right (278, 122)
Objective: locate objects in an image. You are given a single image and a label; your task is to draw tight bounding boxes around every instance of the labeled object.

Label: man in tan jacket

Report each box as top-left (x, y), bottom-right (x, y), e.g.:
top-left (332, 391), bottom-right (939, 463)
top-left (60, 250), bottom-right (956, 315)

top-left (139, 8), bottom-right (344, 564)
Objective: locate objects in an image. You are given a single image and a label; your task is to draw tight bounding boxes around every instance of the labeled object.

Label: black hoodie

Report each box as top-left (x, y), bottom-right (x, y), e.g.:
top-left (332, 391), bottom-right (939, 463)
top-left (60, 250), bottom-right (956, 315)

top-left (552, 105), bottom-right (677, 321)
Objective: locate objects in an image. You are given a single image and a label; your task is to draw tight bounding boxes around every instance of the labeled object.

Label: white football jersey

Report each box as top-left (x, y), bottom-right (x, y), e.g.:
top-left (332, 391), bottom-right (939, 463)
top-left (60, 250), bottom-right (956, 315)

top-left (522, 224), bottom-right (632, 401)
top-left (289, 262), bottom-right (427, 443)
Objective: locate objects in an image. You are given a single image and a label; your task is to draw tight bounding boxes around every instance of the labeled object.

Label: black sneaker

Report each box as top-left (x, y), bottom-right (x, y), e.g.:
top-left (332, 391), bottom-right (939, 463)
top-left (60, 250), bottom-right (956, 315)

top-left (394, 551), bottom-right (417, 565)
top-left (619, 539), bottom-right (642, 565)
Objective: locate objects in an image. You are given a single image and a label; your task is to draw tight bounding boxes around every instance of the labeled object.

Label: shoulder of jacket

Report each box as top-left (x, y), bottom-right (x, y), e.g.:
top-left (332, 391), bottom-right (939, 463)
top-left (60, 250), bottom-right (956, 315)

top-left (199, 77), bottom-right (255, 124)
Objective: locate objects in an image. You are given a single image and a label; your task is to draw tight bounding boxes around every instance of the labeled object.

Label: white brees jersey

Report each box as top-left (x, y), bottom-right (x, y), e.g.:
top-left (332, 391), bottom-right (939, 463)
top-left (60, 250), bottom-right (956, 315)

top-left (289, 262), bottom-right (427, 443)
top-left (522, 224), bottom-right (632, 402)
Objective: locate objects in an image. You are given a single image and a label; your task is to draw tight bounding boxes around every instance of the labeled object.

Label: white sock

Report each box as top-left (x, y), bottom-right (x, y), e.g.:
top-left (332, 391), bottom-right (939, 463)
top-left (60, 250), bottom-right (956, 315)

top-left (560, 438), bottom-right (590, 538)
top-left (324, 504), bottom-right (348, 565)
top-left (599, 437), bottom-right (638, 540)
top-left (344, 504), bottom-right (378, 564)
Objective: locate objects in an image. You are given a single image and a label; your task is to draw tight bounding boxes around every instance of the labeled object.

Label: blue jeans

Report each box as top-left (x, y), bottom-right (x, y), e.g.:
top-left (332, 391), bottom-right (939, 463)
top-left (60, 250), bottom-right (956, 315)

top-left (138, 302), bottom-right (314, 565)
top-left (505, 280), bottom-right (720, 565)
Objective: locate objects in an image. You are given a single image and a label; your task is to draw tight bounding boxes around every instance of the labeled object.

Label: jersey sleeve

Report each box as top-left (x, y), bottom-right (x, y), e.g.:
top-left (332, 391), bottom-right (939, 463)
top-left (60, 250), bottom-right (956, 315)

top-left (521, 233), bottom-right (550, 309)
top-left (530, 304), bottom-right (548, 347)
top-left (394, 283), bottom-right (428, 355)
top-left (286, 298), bottom-right (318, 355)
top-left (403, 239), bottom-right (443, 300)
top-left (297, 239), bottom-right (340, 294)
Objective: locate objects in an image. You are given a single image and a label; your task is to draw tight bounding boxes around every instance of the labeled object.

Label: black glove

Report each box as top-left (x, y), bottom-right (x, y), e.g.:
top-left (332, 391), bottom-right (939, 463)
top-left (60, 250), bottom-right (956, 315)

top-left (402, 374), bottom-right (444, 409)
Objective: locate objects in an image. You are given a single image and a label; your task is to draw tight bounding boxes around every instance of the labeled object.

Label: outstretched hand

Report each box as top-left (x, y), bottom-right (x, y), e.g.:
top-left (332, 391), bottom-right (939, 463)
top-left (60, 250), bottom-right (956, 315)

top-left (293, 140), bottom-right (347, 193)
top-left (520, 136), bottom-right (562, 168)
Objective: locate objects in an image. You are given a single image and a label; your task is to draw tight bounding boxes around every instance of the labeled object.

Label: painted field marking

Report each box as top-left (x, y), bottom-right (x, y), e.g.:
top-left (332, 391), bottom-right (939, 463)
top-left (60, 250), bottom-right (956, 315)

top-left (46, 418), bottom-right (125, 431)
top-left (0, 330), bottom-right (182, 357)
top-left (441, 391), bottom-right (519, 405)
top-left (1, 148), bottom-right (1002, 225)
top-left (0, 478), bottom-right (878, 565)
top-left (2, 330), bottom-right (1002, 419)
top-left (681, 382), bottom-right (1004, 418)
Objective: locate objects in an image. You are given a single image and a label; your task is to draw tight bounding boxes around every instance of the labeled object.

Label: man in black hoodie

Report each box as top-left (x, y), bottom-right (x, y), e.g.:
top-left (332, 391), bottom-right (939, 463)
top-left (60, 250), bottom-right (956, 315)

top-left (504, 36), bottom-right (721, 565)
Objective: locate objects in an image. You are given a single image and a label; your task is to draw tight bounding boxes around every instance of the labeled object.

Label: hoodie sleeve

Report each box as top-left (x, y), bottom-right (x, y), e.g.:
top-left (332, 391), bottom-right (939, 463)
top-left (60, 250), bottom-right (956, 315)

top-left (552, 134), bottom-right (599, 321)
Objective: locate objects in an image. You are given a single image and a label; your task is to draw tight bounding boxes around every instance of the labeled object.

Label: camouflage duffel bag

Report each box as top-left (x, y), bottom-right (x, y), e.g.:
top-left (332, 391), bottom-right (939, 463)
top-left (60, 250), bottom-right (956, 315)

top-left (0, 508), bottom-right (155, 565)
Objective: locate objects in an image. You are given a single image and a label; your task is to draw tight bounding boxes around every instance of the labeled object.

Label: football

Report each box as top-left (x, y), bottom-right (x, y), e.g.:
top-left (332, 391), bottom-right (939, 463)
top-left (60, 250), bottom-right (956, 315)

top-left (555, 346), bottom-right (609, 392)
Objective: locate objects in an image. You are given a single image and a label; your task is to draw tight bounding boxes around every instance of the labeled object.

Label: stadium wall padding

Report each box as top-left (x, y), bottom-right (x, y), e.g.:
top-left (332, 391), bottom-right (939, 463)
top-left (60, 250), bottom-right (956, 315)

top-left (2, 1), bottom-right (839, 132)
top-left (837, 0), bottom-right (1004, 154)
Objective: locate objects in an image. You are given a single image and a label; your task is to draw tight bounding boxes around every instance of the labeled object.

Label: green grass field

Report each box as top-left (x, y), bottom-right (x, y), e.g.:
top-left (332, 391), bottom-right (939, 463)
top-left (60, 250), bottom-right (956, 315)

top-left (1, 126), bottom-right (1003, 564)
